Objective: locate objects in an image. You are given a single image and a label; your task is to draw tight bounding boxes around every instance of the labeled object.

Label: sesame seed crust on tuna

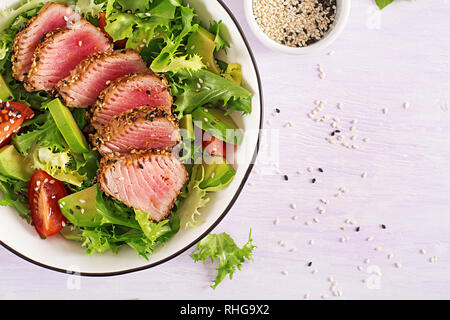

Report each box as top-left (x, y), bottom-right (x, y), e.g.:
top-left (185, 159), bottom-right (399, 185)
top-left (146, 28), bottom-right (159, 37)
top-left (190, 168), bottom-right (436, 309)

top-left (11, 2), bottom-right (80, 82)
top-left (24, 21), bottom-right (113, 92)
top-left (55, 49), bottom-right (144, 105)
top-left (90, 71), bottom-right (172, 129)
top-left (90, 105), bottom-right (180, 150)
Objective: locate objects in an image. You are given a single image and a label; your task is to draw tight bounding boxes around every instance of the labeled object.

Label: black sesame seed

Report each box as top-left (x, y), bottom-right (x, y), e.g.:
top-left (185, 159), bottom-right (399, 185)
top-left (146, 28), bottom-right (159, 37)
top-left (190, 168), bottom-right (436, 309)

top-left (356, 227), bottom-right (360, 232)
top-left (76, 205), bottom-right (81, 210)
top-left (311, 178), bottom-right (316, 183)
top-left (381, 224), bottom-right (386, 229)
top-left (139, 164), bottom-right (144, 169)
top-left (318, 168), bottom-right (323, 172)
top-left (35, 57), bottom-right (40, 62)
top-left (307, 262), bottom-right (312, 267)
top-left (284, 175), bottom-right (289, 181)
top-left (146, 90), bottom-right (151, 95)
top-left (69, 209), bottom-right (74, 214)
top-left (275, 108), bottom-right (280, 113)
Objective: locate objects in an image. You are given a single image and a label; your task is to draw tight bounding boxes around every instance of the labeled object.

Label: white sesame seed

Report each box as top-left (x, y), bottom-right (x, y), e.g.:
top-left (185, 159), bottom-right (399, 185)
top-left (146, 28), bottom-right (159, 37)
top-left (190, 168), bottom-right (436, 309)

top-left (80, 199), bottom-right (86, 203)
top-left (34, 187), bottom-right (38, 191)
top-left (64, 16), bottom-right (69, 21)
top-left (307, 167), bottom-right (313, 173)
top-left (327, 50), bottom-right (335, 56)
top-left (403, 102), bottom-right (410, 109)
top-left (420, 249), bottom-right (426, 255)
top-left (357, 266), bottom-right (364, 271)
top-left (290, 203), bottom-right (297, 209)
top-left (273, 218), bottom-right (280, 225)
top-left (387, 253), bottom-right (394, 260)
top-left (304, 293), bottom-right (310, 299)
top-left (337, 103), bottom-right (343, 110)
top-left (430, 256), bottom-right (438, 263)
top-left (296, 170), bottom-right (303, 175)
top-left (382, 108), bottom-right (388, 114)
top-left (366, 236), bottom-right (374, 241)
top-left (78, 41), bottom-right (82, 47)
top-left (362, 137), bottom-right (370, 143)
top-left (375, 247), bottom-right (382, 251)
top-left (4, 126), bottom-right (9, 131)
top-left (305, 221), bottom-right (312, 226)
top-left (312, 269), bottom-right (318, 275)
top-left (313, 218), bottom-right (320, 223)
top-left (289, 248), bottom-right (297, 252)
top-left (61, 221), bottom-right (66, 227)
top-left (309, 239), bottom-right (315, 245)
top-left (361, 172), bottom-right (368, 178)
top-left (364, 258), bottom-right (370, 264)
top-left (395, 262), bottom-right (402, 268)
top-left (292, 215), bottom-right (298, 221)
top-left (50, 180), bottom-right (55, 184)
top-left (281, 270), bottom-right (288, 275)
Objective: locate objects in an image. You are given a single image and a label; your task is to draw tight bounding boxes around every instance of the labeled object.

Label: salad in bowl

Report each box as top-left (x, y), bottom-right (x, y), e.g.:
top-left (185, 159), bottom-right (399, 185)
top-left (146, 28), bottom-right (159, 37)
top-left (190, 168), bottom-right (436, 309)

top-left (0, 0), bottom-right (260, 272)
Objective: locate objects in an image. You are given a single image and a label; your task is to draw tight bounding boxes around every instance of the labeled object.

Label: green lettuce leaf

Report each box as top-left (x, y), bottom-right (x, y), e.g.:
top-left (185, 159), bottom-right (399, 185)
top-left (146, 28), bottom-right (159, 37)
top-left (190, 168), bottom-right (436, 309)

top-left (0, 177), bottom-right (30, 221)
top-left (177, 164), bottom-right (210, 229)
top-left (208, 20), bottom-right (230, 53)
top-left (29, 147), bottom-right (86, 187)
top-left (173, 69), bottom-right (252, 115)
top-left (375, 0), bottom-right (394, 9)
top-left (190, 230), bottom-right (256, 289)
top-left (12, 112), bottom-right (64, 155)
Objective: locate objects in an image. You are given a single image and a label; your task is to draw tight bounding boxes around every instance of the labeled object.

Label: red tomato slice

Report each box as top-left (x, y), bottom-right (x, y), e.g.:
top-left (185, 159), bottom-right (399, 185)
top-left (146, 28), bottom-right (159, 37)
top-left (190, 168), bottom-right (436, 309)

top-left (202, 130), bottom-right (236, 157)
top-left (99, 12), bottom-right (127, 48)
top-left (28, 170), bottom-right (67, 237)
top-left (0, 101), bottom-right (34, 148)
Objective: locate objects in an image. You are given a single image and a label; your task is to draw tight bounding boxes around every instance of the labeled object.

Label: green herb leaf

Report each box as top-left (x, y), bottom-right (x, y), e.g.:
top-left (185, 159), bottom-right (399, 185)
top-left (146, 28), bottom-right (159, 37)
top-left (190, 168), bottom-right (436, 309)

top-left (190, 230), bottom-right (256, 289)
top-left (375, 0), bottom-right (394, 9)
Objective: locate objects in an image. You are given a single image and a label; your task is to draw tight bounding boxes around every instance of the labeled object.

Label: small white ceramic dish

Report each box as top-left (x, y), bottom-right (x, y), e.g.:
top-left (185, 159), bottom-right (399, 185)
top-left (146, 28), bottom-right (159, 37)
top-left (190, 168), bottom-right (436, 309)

top-left (0, 0), bottom-right (262, 276)
top-left (244, 0), bottom-right (351, 55)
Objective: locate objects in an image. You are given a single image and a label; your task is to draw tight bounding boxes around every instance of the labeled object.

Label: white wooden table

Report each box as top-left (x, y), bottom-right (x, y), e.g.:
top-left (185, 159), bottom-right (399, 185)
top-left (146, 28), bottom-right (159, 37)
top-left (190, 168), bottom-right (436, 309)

top-left (1, 0), bottom-right (449, 300)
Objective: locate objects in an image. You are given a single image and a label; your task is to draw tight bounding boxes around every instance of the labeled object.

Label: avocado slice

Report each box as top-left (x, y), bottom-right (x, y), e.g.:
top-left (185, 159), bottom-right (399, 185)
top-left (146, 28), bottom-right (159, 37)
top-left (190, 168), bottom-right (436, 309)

top-left (47, 98), bottom-right (89, 154)
top-left (180, 114), bottom-right (194, 141)
top-left (199, 156), bottom-right (236, 191)
top-left (58, 186), bottom-right (104, 227)
top-left (0, 145), bottom-right (34, 181)
top-left (186, 26), bottom-right (221, 75)
top-left (192, 107), bottom-right (243, 145)
top-left (0, 74), bottom-right (13, 101)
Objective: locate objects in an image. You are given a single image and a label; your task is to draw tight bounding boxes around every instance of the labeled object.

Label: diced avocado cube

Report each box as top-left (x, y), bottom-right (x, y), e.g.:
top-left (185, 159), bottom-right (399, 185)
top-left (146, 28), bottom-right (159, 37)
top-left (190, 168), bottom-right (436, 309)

top-left (47, 98), bottom-right (89, 155)
top-left (0, 145), bottom-right (34, 181)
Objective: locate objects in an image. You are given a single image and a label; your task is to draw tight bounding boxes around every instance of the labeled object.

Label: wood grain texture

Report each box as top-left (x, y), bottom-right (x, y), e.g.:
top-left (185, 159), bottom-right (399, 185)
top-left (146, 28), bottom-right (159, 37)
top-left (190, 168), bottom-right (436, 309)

top-left (1, 0), bottom-right (449, 299)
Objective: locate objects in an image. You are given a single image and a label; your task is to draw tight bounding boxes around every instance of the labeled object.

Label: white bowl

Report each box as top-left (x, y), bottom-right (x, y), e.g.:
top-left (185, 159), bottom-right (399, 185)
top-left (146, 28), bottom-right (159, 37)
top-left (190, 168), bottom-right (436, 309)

top-left (0, 0), bottom-right (262, 276)
top-left (244, 0), bottom-right (351, 55)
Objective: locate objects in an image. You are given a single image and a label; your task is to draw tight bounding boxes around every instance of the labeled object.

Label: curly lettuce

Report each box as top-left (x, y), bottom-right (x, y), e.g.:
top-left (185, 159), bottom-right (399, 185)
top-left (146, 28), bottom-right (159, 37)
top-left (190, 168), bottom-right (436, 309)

top-left (190, 230), bottom-right (256, 289)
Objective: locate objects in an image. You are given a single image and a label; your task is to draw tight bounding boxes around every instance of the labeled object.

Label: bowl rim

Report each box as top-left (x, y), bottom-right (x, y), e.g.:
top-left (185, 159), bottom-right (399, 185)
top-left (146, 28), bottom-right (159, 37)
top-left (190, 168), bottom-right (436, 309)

top-left (0, 0), bottom-right (264, 277)
top-left (244, 0), bottom-right (351, 55)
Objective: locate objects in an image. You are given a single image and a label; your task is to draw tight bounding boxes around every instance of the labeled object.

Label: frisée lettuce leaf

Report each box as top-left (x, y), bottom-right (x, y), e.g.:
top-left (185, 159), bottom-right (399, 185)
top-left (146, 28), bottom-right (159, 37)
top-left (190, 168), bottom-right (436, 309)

top-left (190, 230), bottom-right (256, 289)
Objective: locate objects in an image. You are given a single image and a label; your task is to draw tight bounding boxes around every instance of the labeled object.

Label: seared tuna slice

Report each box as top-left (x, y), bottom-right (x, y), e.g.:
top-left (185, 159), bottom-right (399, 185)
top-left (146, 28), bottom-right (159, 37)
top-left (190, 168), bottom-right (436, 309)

top-left (92, 106), bottom-right (180, 156)
top-left (97, 150), bottom-right (188, 221)
top-left (90, 72), bottom-right (172, 130)
top-left (12, 2), bottom-right (81, 82)
top-left (56, 49), bottom-right (148, 108)
top-left (25, 20), bottom-right (112, 92)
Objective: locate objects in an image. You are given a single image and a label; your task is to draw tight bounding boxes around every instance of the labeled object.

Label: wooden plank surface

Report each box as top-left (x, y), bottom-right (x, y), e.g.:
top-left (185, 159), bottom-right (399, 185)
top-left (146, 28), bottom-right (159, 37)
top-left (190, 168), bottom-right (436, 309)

top-left (0, 0), bottom-right (449, 299)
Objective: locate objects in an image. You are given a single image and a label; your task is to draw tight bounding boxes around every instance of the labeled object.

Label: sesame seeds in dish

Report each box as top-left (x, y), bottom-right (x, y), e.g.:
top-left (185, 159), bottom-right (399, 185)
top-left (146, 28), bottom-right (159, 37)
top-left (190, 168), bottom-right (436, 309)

top-left (252, 0), bottom-right (337, 48)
